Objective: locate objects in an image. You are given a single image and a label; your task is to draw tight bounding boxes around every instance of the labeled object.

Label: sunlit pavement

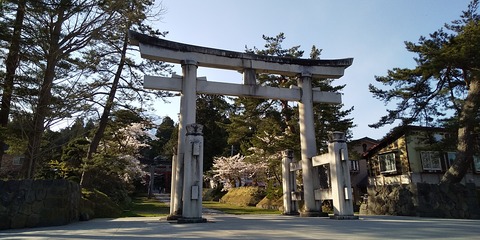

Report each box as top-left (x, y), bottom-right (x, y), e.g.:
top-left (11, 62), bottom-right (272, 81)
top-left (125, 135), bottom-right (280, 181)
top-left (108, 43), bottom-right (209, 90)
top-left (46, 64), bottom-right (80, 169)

top-left (1, 214), bottom-right (479, 239)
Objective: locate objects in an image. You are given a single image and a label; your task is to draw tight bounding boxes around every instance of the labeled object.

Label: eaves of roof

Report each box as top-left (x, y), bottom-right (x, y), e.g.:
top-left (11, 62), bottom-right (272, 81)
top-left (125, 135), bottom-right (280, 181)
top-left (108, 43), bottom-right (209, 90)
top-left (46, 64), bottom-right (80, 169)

top-left (362, 125), bottom-right (446, 159)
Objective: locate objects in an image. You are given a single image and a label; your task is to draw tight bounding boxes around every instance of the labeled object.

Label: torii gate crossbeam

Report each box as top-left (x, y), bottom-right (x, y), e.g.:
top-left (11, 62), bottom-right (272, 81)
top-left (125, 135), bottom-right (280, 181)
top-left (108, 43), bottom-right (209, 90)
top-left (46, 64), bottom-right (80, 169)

top-left (144, 75), bottom-right (342, 104)
top-left (129, 30), bottom-right (353, 221)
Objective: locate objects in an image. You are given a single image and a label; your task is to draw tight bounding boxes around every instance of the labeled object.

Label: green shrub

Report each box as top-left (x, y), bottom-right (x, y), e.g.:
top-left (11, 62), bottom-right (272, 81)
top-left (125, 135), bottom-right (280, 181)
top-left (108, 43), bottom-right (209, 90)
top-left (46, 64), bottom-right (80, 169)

top-left (80, 196), bottom-right (95, 220)
top-left (265, 181), bottom-right (282, 200)
top-left (81, 188), bottom-right (122, 218)
top-left (220, 187), bottom-right (266, 206)
top-left (83, 171), bottom-right (133, 209)
top-left (203, 185), bottom-right (227, 201)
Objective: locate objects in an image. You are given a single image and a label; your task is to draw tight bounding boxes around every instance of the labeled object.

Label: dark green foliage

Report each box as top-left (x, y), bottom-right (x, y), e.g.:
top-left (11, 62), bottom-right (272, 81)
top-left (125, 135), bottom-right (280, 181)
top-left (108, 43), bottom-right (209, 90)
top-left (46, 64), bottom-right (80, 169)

top-left (146, 116), bottom-right (176, 161)
top-left (33, 118), bottom-right (91, 180)
top-left (81, 188), bottom-right (122, 218)
top-left (196, 94), bottom-right (232, 171)
top-left (82, 154), bottom-right (133, 208)
top-left (61, 138), bottom-right (89, 170)
top-left (265, 180), bottom-right (282, 200)
top-left (202, 185), bottom-right (227, 202)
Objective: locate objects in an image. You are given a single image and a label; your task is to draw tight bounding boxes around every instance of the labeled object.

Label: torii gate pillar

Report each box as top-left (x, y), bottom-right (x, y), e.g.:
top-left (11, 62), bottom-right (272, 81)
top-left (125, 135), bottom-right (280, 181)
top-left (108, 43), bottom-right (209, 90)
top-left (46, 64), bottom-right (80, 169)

top-left (298, 73), bottom-right (325, 217)
top-left (170, 60), bottom-right (198, 218)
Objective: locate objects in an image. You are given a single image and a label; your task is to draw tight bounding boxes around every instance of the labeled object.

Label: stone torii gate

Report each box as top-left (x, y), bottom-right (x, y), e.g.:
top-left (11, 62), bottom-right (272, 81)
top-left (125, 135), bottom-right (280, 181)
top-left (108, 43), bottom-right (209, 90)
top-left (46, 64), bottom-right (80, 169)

top-left (129, 31), bottom-right (353, 221)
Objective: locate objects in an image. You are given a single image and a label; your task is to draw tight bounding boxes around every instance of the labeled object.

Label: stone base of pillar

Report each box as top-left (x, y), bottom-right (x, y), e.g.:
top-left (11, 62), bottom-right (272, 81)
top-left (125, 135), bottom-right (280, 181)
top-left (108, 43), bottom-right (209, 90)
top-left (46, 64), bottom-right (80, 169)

top-left (282, 212), bottom-right (300, 216)
top-left (177, 217), bottom-right (208, 224)
top-left (299, 211), bottom-right (328, 217)
top-left (329, 215), bottom-right (359, 220)
top-left (166, 214), bottom-right (182, 221)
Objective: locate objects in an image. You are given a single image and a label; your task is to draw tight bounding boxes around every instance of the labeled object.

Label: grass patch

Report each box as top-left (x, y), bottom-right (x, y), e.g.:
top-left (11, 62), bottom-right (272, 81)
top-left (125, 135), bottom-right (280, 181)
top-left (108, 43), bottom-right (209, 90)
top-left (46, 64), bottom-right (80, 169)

top-left (121, 194), bottom-right (170, 217)
top-left (203, 201), bottom-right (281, 215)
top-left (120, 193), bottom-right (281, 217)
top-left (219, 187), bottom-right (265, 206)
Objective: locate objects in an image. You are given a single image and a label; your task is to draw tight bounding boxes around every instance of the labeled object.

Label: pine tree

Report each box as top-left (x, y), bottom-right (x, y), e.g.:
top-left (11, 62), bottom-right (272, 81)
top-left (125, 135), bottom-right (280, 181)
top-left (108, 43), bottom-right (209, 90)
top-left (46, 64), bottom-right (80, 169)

top-left (0, 0), bottom-right (27, 168)
top-left (17, 0), bottom-right (113, 178)
top-left (81, 0), bottom-right (171, 186)
top-left (147, 116), bottom-right (175, 160)
top-left (369, 0), bottom-right (480, 183)
top-left (196, 94), bottom-right (231, 171)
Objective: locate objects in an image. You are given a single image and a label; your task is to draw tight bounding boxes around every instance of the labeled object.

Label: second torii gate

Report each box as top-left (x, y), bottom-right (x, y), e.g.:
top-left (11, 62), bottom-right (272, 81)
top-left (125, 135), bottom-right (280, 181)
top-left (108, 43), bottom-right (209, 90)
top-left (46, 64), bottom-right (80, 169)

top-left (129, 31), bottom-right (353, 221)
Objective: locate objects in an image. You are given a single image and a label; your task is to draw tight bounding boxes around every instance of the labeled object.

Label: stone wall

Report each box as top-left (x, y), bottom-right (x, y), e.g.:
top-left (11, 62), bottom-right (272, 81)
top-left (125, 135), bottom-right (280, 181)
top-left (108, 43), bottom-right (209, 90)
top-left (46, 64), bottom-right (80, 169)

top-left (361, 183), bottom-right (480, 219)
top-left (0, 179), bottom-right (80, 229)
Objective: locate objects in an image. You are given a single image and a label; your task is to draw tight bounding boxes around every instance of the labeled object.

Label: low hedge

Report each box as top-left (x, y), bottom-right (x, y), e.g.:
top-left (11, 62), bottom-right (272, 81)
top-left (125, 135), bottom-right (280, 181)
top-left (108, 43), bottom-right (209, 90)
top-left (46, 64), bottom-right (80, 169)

top-left (219, 187), bottom-right (266, 207)
top-left (80, 188), bottom-right (122, 219)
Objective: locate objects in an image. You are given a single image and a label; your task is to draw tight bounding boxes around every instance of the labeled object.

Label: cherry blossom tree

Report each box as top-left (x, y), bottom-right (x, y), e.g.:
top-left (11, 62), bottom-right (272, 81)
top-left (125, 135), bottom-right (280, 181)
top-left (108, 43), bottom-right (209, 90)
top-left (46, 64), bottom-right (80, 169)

top-left (248, 130), bottom-right (286, 184)
top-left (211, 154), bottom-right (266, 190)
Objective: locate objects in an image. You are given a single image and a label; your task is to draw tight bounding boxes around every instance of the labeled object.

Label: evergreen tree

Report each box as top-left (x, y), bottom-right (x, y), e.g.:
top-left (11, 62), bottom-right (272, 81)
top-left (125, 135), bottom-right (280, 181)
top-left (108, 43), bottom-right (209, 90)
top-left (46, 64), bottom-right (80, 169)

top-left (13, 0), bottom-right (113, 178)
top-left (196, 94), bottom-right (231, 171)
top-left (81, 0), bottom-right (171, 185)
top-left (147, 116), bottom-right (175, 160)
top-left (80, 109), bottom-right (150, 193)
top-left (0, 0), bottom-right (27, 168)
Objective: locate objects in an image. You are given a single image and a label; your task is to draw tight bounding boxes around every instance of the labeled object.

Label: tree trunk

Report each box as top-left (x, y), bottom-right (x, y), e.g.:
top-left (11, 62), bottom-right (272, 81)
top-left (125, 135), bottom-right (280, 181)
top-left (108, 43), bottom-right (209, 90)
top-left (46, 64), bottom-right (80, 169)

top-left (81, 30), bottom-right (129, 186)
top-left (0, 0), bottom-right (26, 170)
top-left (280, 100), bottom-right (295, 133)
top-left (24, 3), bottom-right (65, 179)
top-left (441, 77), bottom-right (480, 183)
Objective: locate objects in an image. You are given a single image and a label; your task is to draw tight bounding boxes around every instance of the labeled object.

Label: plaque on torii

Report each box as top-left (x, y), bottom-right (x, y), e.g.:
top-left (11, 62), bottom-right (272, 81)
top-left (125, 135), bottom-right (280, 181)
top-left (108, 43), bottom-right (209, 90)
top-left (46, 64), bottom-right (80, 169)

top-left (129, 31), bottom-right (353, 220)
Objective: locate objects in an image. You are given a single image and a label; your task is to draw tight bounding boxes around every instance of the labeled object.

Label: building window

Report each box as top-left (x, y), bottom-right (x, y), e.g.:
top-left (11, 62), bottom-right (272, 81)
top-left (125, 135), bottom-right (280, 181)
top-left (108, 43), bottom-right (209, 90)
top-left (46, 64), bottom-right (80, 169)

top-left (350, 160), bottom-right (359, 172)
top-left (378, 153), bottom-right (396, 174)
top-left (12, 157), bottom-right (24, 165)
top-left (474, 156), bottom-right (480, 173)
top-left (420, 151), bottom-right (442, 171)
top-left (445, 152), bottom-right (456, 168)
top-left (433, 133), bottom-right (444, 142)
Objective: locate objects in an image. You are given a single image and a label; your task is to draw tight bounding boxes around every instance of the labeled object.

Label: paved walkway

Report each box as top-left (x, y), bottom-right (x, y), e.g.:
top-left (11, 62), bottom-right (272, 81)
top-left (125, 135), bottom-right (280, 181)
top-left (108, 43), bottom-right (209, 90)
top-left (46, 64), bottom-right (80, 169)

top-left (2, 214), bottom-right (480, 239)
top-left (2, 194), bottom-right (479, 239)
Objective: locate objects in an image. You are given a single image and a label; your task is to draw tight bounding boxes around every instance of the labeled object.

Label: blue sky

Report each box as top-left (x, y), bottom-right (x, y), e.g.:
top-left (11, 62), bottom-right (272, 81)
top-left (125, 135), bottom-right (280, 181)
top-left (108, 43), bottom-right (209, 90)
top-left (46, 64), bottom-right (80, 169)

top-left (148, 0), bottom-right (471, 140)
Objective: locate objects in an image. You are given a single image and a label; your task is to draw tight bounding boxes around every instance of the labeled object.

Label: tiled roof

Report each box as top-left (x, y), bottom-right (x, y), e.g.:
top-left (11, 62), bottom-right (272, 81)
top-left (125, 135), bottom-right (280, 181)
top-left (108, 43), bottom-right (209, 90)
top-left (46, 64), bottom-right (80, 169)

top-left (362, 125), bottom-right (447, 158)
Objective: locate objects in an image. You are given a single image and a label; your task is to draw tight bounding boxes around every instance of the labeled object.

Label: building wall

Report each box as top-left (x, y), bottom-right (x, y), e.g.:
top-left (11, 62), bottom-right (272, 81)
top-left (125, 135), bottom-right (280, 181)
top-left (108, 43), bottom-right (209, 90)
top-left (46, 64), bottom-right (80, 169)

top-left (368, 130), bottom-right (480, 186)
top-left (348, 138), bottom-right (378, 204)
top-left (397, 136), bottom-right (410, 173)
top-left (411, 172), bottom-right (480, 186)
top-left (369, 135), bottom-right (408, 179)
top-left (0, 154), bottom-right (24, 177)
top-left (404, 131), bottom-right (439, 173)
